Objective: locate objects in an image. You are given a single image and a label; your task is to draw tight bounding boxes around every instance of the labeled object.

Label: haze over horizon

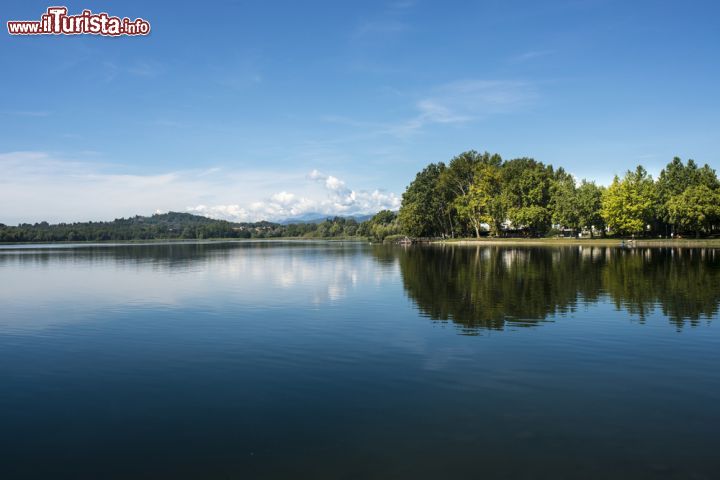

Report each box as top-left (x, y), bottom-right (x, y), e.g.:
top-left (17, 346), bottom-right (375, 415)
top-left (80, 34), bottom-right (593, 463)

top-left (1, 0), bottom-right (719, 224)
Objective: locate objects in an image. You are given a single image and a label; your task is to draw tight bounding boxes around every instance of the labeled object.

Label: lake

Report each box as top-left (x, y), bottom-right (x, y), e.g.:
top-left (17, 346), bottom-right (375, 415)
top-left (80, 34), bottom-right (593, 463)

top-left (1, 241), bottom-right (719, 479)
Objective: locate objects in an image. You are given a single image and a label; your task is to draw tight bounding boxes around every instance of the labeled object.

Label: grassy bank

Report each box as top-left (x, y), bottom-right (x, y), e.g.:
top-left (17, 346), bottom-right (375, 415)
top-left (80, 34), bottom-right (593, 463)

top-left (436, 237), bottom-right (720, 247)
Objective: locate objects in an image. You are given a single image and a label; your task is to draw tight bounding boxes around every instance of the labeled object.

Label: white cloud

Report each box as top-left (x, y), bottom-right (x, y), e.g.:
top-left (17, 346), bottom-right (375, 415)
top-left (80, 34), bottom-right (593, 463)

top-left (389, 0), bottom-right (415, 9)
top-left (0, 151), bottom-right (398, 224)
top-left (381, 80), bottom-right (534, 137)
top-left (271, 191), bottom-right (296, 204)
top-left (188, 169), bottom-right (400, 222)
top-left (322, 79), bottom-right (537, 138)
top-left (101, 59), bottom-right (164, 82)
top-left (324, 175), bottom-right (346, 191)
top-left (508, 49), bottom-right (555, 63)
top-left (353, 19), bottom-right (409, 38)
top-left (3, 110), bottom-right (51, 117)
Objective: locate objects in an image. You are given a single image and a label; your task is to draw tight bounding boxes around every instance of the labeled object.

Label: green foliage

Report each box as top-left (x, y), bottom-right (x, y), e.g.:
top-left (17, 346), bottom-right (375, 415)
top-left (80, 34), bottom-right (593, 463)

top-left (453, 162), bottom-right (502, 237)
top-left (361, 210), bottom-right (401, 242)
top-left (601, 166), bottom-right (658, 236)
top-left (398, 163), bottom-right (449, 237)
top-left (500, 158), bottom-right (554, 234)
top-left (666, 185), bottom-right (720, 236)
top-left (381, 234), bottom-right (407, 244)
top-left (300, 216), bottom-right (363, 239)
top-left (656, 157), bottom-right (720, 232)
top-left (0, 212), bottom-right (371, 243)
top-left (0, 212), bottom-right (243, 242)
top-left (576, 181), bottom-right (605, 235)
top-left (444, 151), bottom-right (502, 197)
top-left (549, 170), bottom-right (578, 231)
top-left (399, 151), bottom-right (717, 239)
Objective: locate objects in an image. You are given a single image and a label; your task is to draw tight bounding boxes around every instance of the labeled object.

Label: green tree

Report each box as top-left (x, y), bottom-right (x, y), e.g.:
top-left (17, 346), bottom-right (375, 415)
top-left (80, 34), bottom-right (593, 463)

top-left (360, 210), bottom-right (400, 242)
top-left (601, 166), bottom-right (657, 236)
top-left (398, 163), bottom-right (447, 237)
top-left (657, 157), bottom-right (720, 233)
top-left (453, 163), bottom-right (502, 238)
top-left (500, 158), bottom-right (554, 235)
top-left (444, 151), bottom-right (502, 197)
top-left (666, 185), bottom-right (720, 237)
top-left (575, 181), bottom-right (605, 237)
top-left (549, 170), bottom-right (578, 232)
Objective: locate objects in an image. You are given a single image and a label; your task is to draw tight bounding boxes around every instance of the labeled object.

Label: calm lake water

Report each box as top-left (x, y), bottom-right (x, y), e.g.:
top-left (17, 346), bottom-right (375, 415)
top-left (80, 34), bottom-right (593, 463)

top-left (1, 241), bottom-right (719, 479)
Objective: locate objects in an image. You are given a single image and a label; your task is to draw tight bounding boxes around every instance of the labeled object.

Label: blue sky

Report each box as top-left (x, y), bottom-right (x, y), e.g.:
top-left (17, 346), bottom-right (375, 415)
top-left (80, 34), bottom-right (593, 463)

top-left (1, 0), bottom-right (719, 223)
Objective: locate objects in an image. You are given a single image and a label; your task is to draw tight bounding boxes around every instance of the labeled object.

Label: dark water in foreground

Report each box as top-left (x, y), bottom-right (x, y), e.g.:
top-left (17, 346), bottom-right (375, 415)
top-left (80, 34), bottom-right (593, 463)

top-left (1, 242), bottom-right (719, 479)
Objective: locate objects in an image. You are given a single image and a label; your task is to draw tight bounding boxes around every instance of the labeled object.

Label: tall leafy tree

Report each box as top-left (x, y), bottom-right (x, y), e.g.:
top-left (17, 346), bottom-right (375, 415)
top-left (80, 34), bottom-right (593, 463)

top-left (666, 185), bottom-right (720, 237)
top-left (435, 167), bottom-right (459, 238)
top-left (453, 163), bottom-right (503, 238)
top-left (432, 151), bottom-right (502, 237)
top-left (601, 166), bottom-right (657, 236)
top-left (575, 180), bottom-right (605, 237)
top-left (444, 151), bottom-right (502, 197)
top-left (657, 157), bottom-right (720, 233)
top-left (500, 158), bottom-right (554, 235)
top-left (550, 169), bottom-right (579, 232)
top-left (398, 163), bottom-right (447, 237)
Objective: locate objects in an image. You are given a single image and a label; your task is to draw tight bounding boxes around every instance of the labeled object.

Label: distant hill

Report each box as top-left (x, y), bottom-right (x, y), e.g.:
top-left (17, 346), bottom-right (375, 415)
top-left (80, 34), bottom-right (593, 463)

top-left (113, 211), bottom-right (239, 226)
top-left (0, 212), bottom-right (256, 243)
top-left (0, 211), bottom-right (397, 243)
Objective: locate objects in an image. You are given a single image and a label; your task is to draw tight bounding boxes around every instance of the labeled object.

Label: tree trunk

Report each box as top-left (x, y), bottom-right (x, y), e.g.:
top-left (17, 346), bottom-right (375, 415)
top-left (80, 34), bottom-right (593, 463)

top-left (494, 220), bottom-right (502, 238)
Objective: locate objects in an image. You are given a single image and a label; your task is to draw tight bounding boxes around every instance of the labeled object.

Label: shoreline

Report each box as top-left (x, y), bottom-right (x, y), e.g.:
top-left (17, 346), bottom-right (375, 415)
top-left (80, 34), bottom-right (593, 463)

top-left (0, 237), bottom-right (369, 247)
top-left (436, 237), bottom-right (720, 247)
top-left (3, 236), bottom-right (720, 248)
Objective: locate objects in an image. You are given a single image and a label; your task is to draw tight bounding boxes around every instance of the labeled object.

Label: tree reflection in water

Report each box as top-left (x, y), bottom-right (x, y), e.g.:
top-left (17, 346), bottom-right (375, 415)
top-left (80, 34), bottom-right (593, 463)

top-left (386, 245), bottom-right (720, 333)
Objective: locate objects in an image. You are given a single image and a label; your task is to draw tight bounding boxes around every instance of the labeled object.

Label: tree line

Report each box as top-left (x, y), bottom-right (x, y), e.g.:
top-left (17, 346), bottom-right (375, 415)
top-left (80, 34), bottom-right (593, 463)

top-left (398, 151), bottom-right (720, 238)
top-left (0, 211), bottom-right (401, 243)
top-left (2, 151), bottom-right (717, 242)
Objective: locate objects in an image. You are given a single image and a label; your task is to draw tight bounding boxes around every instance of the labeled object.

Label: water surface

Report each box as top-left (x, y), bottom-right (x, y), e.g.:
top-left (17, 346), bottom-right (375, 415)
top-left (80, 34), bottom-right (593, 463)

top-left (1, 242), bottom-right (719, 479)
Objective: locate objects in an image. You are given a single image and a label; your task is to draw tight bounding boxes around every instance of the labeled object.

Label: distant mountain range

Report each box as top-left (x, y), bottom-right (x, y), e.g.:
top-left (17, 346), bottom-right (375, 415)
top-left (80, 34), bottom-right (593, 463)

top-left (276, 213), bottom-right (375, 225)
